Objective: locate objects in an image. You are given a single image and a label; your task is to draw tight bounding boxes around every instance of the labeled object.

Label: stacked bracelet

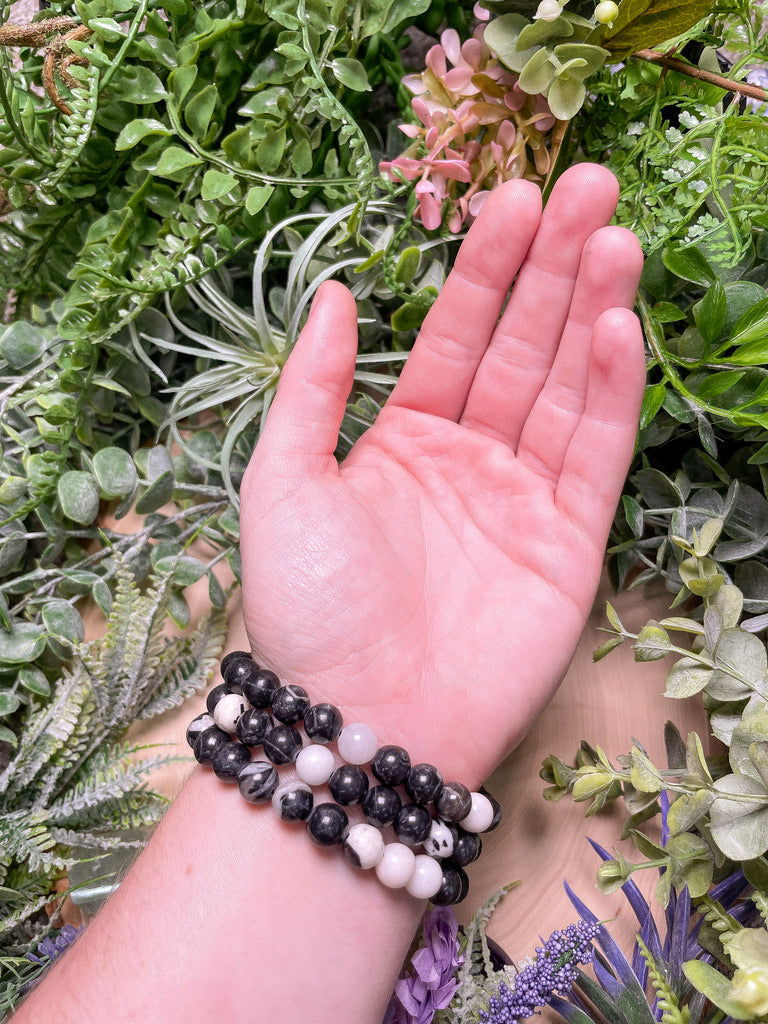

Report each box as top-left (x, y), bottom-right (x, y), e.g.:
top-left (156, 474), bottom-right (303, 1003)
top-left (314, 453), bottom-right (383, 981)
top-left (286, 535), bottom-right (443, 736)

top-left (187, 651), bottom-right (501, 905)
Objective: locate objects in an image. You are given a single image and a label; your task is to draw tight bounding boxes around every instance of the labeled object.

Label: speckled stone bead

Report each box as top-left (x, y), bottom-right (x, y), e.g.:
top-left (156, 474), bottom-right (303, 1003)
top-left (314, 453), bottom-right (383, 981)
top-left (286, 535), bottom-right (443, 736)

top-left (337, 722), bottom-right (378, 765)
top-left (237, 761), bottom-right (279, 803)
top-left (193, 724), bottom-right (230, 764)
top-left (307, 803), bottom-right (349, 846)
top-left (213, 692), bottom-right (251, 733)
top-left (241, 667), bottom-right (280, 709)
top-left (328, 764), bottom-right (369, 806)
top-left (450, 830), bottom-right (482, 867)
top-left (296, 744), bottom-right (336, 786)
top-left (480, 786), bottom-right (503, 831)
top-left (405, 763), bottom-right (443, 805)
top-left (459, 792), bottom-right (496, 833)
top-left (236, 707), bottom-right (274, 747)
top-left (186, 712), bottom-right (215, 749)
top-left (362, 785), bottom-right (402, 828)
top-left (435, 782), bottom-right (472, 823)
top-left (431, 866), bottom-right (469, 906)
top-left (406, 854), bottom-right (444, 900)
top-left (211, 740), bottom-right (251, 782)
top-left (343, 823), bottom-right (385, 869)
top-left (371, 745), bottom-right (411, 786)
top-left (272, 780), bottom-right (314, 822)
top-left (375, 843), bottom-right (416, 889)
top-left (262, 724), bottom-right (303, 765)
top-left (205, 682), bottom-right (231, 714)
top-left (303, 703), bottom-right (343, 744)
top-left (272, 684), bottom-right (311, 724)
top-left (220, 650), bottom-right (253, 683)
top-left (394, 804), bottom-right (432, 847)
top-left (423, 819), bottom-right (457, 859)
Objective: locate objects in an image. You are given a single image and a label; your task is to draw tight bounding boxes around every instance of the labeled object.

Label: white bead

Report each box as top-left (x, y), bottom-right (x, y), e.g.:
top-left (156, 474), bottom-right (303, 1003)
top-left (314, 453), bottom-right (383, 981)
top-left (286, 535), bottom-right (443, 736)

top-left (375, 843), bottom-right (415, 889)
top-left (295, 744), bottom-right (336, 786)
top-left (459, 792), bottom-right (495, 833)
top-left (337, 722), bottom-right (378, 765)
top-left (213, 692), bottom-right (250, 733)
top-left (424, 819), bottom-right (455, 858)
top-left (343, 823), bottom-right (385, 870)
top-left (406, 854), bottom-right (444, 899)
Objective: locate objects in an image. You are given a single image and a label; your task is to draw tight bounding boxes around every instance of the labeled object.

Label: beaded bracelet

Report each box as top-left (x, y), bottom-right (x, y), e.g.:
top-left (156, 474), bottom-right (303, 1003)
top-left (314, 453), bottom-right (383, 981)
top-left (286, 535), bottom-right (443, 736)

top-left (186, 651), bottom-right (501, 905)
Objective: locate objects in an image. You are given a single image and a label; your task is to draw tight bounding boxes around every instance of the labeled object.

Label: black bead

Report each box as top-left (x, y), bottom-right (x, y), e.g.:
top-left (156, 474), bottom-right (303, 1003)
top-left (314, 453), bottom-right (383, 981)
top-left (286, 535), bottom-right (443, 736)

top-left (237, 761), bottom-right (279, 803)
top-left (371, 745), bottom-right (411, 786)
top-left (186, 712), bottom-right (215, 749)
top-left (262, 724), bottom-right (303, 764)
top-left (431, 866), bottom-right (469, 906)
top-left (241, 667), bottom-right (280, 708)
top-left (211, 740), bottom-right (251, 781)
top-left (307, 803), bottom-right (349, 846)
top-left (220, 650), bottom-right (253, 679)
top-left (273, 781), bottom-right (314, 822)
top-left (236, 707), bottom-right (274, 747)
top-left (405, 763), bottom-right (443, 805)
top-left (205, 682), bottom-right (231, 714)
top-left (193, 725), bottom-right (230, 764)
top-left (435, 782), bottom-right (472, 822)
top-left (450, 830), bottom-right (483, 867)
top-left (361, 785), bottom-right (402, 828)
top-left (328, 764), bottom-right (369, 806)
top-left (479, 786), bottom-right (503, 831)
top-left (394, 804), bottom-right (432, 847)
top-left (304, 702), bottom-right (343, 743)
top-left (271, 684), bottom-right (310, 724)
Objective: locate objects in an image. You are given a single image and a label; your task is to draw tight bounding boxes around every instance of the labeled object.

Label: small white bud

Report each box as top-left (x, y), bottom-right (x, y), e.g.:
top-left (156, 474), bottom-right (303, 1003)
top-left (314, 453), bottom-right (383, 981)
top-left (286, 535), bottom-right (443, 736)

top-left (594, 0), bottom-right (619, 25)
top-left (533, 0), bottom-right (563, 21)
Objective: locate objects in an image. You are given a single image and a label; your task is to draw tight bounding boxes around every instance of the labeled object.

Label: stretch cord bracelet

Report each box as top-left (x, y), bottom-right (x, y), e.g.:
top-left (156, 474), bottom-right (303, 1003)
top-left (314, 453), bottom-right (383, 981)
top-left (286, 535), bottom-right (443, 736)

top-left (186, 651), bottom-right (501, 905)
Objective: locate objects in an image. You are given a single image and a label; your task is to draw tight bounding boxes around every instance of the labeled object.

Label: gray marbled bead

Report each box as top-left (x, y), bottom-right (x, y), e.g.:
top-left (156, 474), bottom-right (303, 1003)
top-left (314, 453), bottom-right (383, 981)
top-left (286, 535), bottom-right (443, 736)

top-left (237, 761), bottom-right (279, 803)
top-left (272, 780), bottom-right (314, 822)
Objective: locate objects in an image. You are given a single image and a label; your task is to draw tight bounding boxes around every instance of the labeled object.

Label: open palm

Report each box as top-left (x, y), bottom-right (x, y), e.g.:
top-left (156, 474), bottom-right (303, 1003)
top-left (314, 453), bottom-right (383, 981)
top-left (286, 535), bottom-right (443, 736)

top-left (239, 165), bottom-right (645, 789)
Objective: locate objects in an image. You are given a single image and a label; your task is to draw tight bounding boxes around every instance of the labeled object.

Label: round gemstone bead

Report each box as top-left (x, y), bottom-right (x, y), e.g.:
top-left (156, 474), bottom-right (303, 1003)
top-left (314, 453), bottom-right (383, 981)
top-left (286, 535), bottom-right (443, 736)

top-left (237, 761), bottom-right (279, 803)
top-left (423, 819), bottom-right (457, 859)
top-left (205, 682), bottom-right (231, 714)
top-left (307, 803), bottom-right (349, 846)
top-left (212, 692), bottom-right (251, 733)
top-left (262, 724), bottom-right (303, 765)
top-left (272, 780), bottom-right (313, 822)
top-left (435, 782), bottom-right (472, 822)
top-left (220, 650), bottom-right (253, 682)
top-left (304, 702), bottom-right (343, 744)
top-left (337, 722), bottom-right (378, 765)
top-left (211, 740), bottom-right (251, 781)
top-left (405, 763), bottom-right (443, 805)
top-left (362, 785), bottom-right (402, 828)
top-left (241, 667), bottom-right (280, 709)
top-left (431, 866), bottom-right (469, 906)
top-left (480, 786), bottom-right (503, 831)
top-left (193, 725), bottom-right (230, 764)
top-left (406, 854), bottom-right (444, 900)
top-left (450, 830), bottom-right (482, 867)
top-left (236, 707), bottom-right (274, 747)
top-left (271, 684), bottom-right (310, 724)
top-left (394, 804), bottom-right (432, 847)
top-left (186, 712), bottom-right (215, 749)
top-left (343, 823), bottom-right (385, 869)
top-left (296, 744), bottom-right (336, 786)
top-left (371, 745), bottom-right (411, 786)
top-left (375, 843), bottom-right (416, 889)
top-left (328, 764), bottom-right (369, 806)
top-left (459, 792), bottom-right (496, 833)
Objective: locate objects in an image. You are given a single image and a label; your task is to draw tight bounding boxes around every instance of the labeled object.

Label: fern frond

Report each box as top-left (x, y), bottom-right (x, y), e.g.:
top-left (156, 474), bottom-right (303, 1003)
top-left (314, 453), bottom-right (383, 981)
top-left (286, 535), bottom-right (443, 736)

top-left (637, 935), bottom-right (690, 1024)
top-left (0, 891), bottom-right (52, 945)
top-left (0, 814), bottom-right (64, 875)
top-left (695, 894), bottom-right (743, 947)
top-left (49, 793), bottom-right (166, 843)
top-left (753, 891), bottom-right (768, 926)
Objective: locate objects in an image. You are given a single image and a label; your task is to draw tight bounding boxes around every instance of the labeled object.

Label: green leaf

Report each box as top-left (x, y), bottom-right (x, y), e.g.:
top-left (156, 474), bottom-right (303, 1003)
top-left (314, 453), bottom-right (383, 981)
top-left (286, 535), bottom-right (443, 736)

top-left (629, 746), bottom-right (663, 792)
top-left (114, 65), bottom-right (167, 103)
top-left (93, 447), bottom-right (138, 500)
top-left (664, 656), bottom-right (712, 698)
top-left (708, 628), bottom-right (767, 700)
top-left (88, 16), bottom-right (126, 40)
top-left (245, 185), bottom-right (274, 215)
top-left (593, 635), bottom-right (624, 661)
top-left (256, 128), bottom-right (287, 174)
top-left (694, 279), bottom-right (726, 347)
top-left (185, 84), bottom-right (218, 137)
top-left (114, 118), bottom-right (172, 151)
top-left (57, 470), bottom-right (101, 525)
top-left (155, 146), bottom-right (203, 177)
top-left (42, 600), bottom-right (85, 644)
top-left (483, 14), bottom-right (540, 73)
top-left (639, 381), bottom-right (666, 430)
top-left (201, 169), bottom-right (239, 201)
top-left (518, 47), bottom-right (554, 94)
top-left (0, 690), bottom-right (21, 715)
top-left (662, 244), bottom-right (715, 287)
top-left (667, 789), bottom-right (714, 834)
top-left (602, 0), bottom-right (716, 61)
top-left (710, 773), bottom-right (768, 862)
top-left (633, 621), bottom-right (672, 661)
top-left (330, 57), bottom-right (371, 92)
top-left (0, 321), bottom-right (48, 369)
top-left (683, 960), bottom-right (757, 1018)
top-left (135, 471), bottom-right (175, 514)
top-left (729, 296), bottom-right (768, 348)
top-left (18, 666), bottom-right (51, 698)
top-left (0, 620), bottom-right (45, 665)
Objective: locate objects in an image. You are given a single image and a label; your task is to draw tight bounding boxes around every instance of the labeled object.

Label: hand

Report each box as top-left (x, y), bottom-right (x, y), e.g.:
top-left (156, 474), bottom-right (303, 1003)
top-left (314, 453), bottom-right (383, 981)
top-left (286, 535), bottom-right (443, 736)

top-left (238, 163), bottom-right (645, 789)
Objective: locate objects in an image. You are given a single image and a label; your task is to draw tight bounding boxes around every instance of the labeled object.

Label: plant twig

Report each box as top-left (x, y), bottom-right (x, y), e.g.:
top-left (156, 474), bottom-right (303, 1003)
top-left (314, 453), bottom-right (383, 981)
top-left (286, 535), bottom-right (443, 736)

top-left (632, 48), bottom-right (768, 103)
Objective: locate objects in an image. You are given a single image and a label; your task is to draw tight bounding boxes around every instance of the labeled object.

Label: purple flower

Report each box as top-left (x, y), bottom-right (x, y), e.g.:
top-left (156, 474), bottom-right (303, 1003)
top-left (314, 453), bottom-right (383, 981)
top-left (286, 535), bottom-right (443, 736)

top-left (26, 924), bottom-right (83, 967)
top-left (385, 907), bottom-right (464, 1024)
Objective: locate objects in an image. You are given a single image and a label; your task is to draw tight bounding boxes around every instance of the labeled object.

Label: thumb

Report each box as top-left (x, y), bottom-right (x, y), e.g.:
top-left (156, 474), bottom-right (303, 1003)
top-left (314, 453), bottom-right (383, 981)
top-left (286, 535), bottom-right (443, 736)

top-left (249, 280), bottom-right (359, 483)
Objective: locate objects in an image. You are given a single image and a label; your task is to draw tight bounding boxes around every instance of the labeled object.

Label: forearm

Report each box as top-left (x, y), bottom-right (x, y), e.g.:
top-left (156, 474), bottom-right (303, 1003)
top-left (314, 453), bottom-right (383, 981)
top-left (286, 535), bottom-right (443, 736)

top-left (12, 766), bottom-right (423, 1024)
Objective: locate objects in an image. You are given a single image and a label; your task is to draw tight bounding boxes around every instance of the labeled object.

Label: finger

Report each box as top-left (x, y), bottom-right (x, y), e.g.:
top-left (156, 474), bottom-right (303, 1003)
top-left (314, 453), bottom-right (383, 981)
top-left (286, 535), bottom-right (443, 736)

top-left (459, 163), bottom-right (622, 446)
top-left (247, 281), bottom-right (358, 483)
top-left (516, 226), bottom-right (644, 483)
top-left (387, 178), bottom-right (542, 421)
top-left (555, 306), bottom-right (645, 538)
